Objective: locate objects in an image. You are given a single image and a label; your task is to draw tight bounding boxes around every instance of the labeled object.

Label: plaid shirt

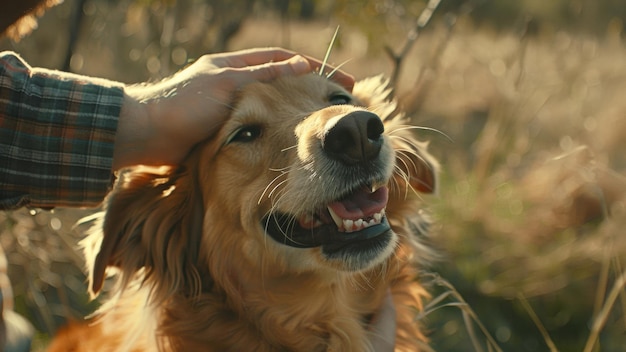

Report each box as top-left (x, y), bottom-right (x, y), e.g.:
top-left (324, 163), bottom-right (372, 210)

top-left (0, 51), bottom-right (124, 209)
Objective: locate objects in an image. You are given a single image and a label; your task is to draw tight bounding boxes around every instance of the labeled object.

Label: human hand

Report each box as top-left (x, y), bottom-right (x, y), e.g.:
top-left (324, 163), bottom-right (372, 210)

top-left (368, 289), bottom-right (397, 351)
top-left (112, 47), bottom-right (354, 170)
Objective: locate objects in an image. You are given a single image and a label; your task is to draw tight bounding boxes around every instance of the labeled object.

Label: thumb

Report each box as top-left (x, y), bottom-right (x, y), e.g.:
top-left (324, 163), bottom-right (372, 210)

top-left (233, 55), bottom-right (312, 84)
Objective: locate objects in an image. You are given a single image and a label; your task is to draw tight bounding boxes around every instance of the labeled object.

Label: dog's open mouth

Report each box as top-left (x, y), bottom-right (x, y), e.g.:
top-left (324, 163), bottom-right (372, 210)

top-left (262, 184), bottom-right (392, 253)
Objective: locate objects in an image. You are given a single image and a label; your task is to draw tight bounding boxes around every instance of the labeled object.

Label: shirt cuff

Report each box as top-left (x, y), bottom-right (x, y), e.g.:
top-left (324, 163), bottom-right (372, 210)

top-left (0, 51), bottom-right (125, 209)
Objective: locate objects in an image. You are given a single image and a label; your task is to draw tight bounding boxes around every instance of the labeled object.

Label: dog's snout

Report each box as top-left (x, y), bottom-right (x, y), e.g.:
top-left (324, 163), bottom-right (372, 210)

top-left (322, 111), bottom-right (384, 165)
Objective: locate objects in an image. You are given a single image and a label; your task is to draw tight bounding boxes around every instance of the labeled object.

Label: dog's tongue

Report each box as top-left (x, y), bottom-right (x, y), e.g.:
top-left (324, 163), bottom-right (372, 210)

top-left (327, 186), bottom-right (388, 220)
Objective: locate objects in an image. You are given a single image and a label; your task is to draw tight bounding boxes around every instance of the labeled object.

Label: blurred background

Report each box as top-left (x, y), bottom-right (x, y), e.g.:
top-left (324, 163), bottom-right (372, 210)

top-left (1, 0), bottom-right (626, 351)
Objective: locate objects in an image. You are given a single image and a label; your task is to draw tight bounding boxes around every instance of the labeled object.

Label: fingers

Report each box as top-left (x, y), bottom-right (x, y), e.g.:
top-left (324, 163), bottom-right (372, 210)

top-left (209, 47), bottom-right (355, 91)
top-left (212, 47), bottom-right (300, 68)
top-left (240, 55), bottom-right (312, 82)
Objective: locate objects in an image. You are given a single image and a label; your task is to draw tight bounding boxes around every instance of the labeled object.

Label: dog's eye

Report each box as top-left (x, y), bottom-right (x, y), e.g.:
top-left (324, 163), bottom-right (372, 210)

top-left (329, 93), bottom-right (352, 105)
top-left (227, 125), bottom-right (262, 144)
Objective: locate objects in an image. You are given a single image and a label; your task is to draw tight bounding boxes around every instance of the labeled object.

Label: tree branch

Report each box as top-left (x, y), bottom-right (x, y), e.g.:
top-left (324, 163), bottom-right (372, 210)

top-left (386, 0), bottom-right (443, 89)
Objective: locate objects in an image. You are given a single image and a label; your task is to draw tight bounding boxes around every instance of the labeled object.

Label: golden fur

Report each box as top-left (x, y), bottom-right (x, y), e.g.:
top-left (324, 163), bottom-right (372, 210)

top-left (48, 73), bottom-right (438, 352)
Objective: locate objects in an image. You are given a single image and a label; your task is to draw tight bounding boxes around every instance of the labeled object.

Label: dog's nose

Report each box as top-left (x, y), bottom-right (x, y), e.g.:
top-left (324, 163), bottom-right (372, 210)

top-left (322, 111), bottom-right (384, 165)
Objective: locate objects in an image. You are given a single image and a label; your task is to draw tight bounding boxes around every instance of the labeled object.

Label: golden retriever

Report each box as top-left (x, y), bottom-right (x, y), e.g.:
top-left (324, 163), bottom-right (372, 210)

top-left (47, 73), bottom-right (438, 352)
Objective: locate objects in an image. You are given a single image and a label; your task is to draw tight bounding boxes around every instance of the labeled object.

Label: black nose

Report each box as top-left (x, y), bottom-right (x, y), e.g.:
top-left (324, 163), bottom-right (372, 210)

top-left (322, 111), bottom-right (384, 165)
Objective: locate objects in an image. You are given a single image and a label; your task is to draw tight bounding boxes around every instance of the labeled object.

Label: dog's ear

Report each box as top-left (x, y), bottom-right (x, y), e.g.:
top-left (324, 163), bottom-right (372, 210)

top-left (353, 76), bottom-right (438, 194)
top-left (88, 162), bottom-right (205, 299)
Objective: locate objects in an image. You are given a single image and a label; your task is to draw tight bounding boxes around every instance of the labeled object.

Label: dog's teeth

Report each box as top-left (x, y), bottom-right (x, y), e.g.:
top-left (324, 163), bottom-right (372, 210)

top-left (328, 207), bottom-right (386, 233)
top-left (343, 219), bottom-right (354, 232)
top-left (327, 207), bottom-right (344, 228)
top-left (300, 214), bottom-right (323, 229)
top-left (370, 183), bottom-right (385, 193)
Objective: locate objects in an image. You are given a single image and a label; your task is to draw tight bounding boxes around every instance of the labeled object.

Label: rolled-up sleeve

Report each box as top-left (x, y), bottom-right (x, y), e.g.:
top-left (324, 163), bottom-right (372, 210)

top-left (0, 51), bottom-right (124, 209)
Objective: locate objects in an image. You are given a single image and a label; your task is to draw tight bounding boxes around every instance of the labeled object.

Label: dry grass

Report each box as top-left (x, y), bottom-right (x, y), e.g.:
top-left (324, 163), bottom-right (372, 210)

top-left (1, 2), bottom-right (625, 351)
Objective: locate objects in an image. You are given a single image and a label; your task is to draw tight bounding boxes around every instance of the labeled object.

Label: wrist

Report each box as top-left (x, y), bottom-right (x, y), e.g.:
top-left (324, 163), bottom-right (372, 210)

top-left (112, 88), bottom-right (151, 170)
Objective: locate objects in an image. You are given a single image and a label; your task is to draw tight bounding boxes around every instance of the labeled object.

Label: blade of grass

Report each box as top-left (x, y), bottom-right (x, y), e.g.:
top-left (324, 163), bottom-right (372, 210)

top-left (592, 246), bottom-right (611, 325)
top-left (319, 26), bottom-right (339, 77)
top-left (583, 270), bottom-right (626, 352)
top-left (613, 257), bottom-right (626, 330)
top-left (462, 309), bottom-right (485, 352)
top-left (517, 293), bottom-right (559, 352)
top-left (417, 301), bottom-right (471, 320)
top-left (325, 58), bottom-right (353, 82)
top-left (424, 273), bottom-right (503, 352)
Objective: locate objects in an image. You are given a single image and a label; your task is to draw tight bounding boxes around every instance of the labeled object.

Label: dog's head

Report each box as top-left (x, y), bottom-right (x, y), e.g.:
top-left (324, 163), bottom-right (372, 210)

top-left (86, 73), bottom-right (437, 296)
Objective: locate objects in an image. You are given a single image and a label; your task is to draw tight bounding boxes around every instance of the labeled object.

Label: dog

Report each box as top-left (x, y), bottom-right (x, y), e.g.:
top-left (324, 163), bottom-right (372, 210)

top-left (47, 73), bottom-right (438, 352)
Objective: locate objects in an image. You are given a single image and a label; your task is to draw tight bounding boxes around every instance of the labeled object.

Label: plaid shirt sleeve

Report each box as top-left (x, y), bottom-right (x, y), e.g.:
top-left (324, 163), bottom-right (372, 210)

top-left (0, 51), bottom-right (125, 209)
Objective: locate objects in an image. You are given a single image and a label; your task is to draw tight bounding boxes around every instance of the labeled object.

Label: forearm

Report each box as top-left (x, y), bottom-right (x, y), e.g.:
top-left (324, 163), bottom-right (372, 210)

top-left (0, 51), bottom-right (124, 209)
top-left (0, 47), bottom-right (351, 209)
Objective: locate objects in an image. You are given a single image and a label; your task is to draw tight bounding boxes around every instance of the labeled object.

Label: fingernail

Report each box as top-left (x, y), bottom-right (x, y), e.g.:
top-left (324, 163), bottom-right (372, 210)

top-left (288, 55), bottom-right (310, 74)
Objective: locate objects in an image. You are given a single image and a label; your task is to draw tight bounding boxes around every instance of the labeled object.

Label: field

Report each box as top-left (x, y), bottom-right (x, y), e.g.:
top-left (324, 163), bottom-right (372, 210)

top-left (1, 1), bottom-right (625, 351)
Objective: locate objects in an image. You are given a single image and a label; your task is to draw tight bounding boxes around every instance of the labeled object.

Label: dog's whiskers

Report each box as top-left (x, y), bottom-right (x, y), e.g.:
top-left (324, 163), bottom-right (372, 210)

top-left (395, 147), bottom-right (438, 190)
top-left (281, 145), bottom-right (297, 153)
top-left (388, 171), bottom-right (403, 199)
top-left (393, 159), bottom-right (413, 199)
top-left (262, 187), bottom-right (310, 246)
top-left (388, 124), bottom-right (453, 142)
top-left (267, 178), bottom-right (289, 200)
top-left (268, 166), bottom-right (293, 172)
top-left (389, 135), bottom-right (434, 168)
top-left (394, 151), bottom-right (430, 199)
top-left (394, 147), bottom-right (424, 172)
top-left (261, 182), bottom-right (290, 248)
top-left (258, 171), bottom-right (289, 205)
